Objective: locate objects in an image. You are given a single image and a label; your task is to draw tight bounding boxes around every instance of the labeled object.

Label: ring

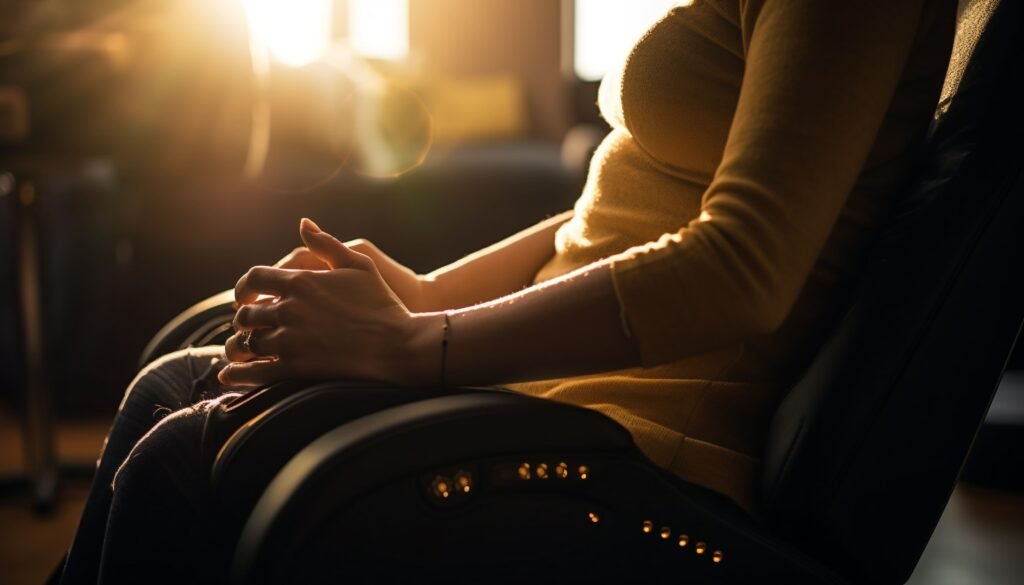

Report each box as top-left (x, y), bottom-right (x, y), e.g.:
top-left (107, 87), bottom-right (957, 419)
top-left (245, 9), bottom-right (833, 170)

top-left (241, 329), bottom-right (256, 355)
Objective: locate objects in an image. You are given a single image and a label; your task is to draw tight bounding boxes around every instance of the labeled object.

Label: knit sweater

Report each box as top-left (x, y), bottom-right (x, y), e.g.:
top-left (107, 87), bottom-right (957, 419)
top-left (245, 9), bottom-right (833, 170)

top-left (511, 0), bottom-right (955, 512)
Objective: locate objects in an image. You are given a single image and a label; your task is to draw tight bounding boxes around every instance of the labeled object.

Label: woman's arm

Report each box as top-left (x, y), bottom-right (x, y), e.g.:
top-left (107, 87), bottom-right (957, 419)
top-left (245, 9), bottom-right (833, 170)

top-left (422, 257), bottom-right (641, 386)
top-left (219, 220), bottom-right (639, 387)
top-left (423, 209), bottom-right (573, 310)
top-left (273, 211), bottom-right (572, 312)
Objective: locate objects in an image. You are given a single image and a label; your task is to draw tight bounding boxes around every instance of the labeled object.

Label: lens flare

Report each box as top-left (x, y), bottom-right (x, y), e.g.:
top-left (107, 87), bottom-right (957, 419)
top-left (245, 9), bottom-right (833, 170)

top-left (243, 0), bottom-right (331, 67)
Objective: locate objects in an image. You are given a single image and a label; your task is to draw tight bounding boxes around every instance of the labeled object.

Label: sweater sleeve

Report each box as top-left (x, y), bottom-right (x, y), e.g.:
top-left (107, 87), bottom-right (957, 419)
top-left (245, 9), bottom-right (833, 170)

top-left (610, 0), bottom-right (925, 367)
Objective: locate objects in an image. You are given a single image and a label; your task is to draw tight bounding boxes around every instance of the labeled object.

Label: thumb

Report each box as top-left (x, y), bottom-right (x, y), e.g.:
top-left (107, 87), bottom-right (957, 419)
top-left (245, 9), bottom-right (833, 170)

top-left (299, 218), bottom-right (368, 270)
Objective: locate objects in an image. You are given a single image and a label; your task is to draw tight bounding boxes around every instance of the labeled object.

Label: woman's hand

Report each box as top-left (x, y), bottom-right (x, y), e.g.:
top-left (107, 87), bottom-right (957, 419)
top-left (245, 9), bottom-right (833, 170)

top-left (219, 219), bottom-right (442, 387)
top-left (272, 245), bottom-right (329, 271)
top-left (273, 238), bottom-right (437, 311)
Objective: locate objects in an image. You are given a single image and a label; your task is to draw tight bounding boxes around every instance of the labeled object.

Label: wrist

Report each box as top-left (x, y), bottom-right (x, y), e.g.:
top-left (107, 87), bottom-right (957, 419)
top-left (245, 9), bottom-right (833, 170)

top-left (397, 311), bottom-right (447, 386)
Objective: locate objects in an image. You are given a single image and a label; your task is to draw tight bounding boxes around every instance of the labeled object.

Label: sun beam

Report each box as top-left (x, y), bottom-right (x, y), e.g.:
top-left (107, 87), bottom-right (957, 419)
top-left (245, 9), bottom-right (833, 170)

top-left (242, 0), bottom-right (332, 67)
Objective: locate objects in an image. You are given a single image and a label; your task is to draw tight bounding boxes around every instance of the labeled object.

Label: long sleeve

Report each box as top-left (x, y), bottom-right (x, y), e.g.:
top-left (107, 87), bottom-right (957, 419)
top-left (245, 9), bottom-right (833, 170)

top-left (610, 0), bottom-right (927, 366)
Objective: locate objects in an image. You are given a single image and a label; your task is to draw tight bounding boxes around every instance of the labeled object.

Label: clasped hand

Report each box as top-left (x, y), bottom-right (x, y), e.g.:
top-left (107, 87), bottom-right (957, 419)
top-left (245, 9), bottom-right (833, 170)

top-left (218, 218), bottom-right (433, 387)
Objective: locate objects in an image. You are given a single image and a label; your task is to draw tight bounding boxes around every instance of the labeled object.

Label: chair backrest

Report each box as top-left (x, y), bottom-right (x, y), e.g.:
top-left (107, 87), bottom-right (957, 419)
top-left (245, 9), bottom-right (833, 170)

top-left (760, 1), bottom-right (1024, 583)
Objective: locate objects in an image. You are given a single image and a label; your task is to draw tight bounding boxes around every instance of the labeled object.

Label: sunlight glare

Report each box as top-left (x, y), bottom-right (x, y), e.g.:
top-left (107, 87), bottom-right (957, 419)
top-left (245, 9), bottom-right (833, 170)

top-left (348, 0), bottom-right (409, 60)
top-left (243, 0), bottom-right (332, 67)
top-left (574, 0), bottom-right (682, 81)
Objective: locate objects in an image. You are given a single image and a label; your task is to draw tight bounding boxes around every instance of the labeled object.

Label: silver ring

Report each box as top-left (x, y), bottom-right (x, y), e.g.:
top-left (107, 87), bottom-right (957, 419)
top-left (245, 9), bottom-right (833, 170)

top-left (241, 329), bottom-right (256, 354)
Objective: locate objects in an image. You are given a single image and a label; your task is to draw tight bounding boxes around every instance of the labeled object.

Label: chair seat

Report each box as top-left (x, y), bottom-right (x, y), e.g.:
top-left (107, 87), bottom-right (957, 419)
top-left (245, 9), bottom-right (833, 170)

top-left (209, 382), bottom-right (846, 585)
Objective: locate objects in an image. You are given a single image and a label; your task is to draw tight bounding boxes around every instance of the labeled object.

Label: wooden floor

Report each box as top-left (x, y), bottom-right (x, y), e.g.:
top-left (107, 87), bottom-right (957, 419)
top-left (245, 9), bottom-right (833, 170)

top-left (0, 412), bottom-right (106, 585)
top-left (1, 409), bottom-right (1022, 585)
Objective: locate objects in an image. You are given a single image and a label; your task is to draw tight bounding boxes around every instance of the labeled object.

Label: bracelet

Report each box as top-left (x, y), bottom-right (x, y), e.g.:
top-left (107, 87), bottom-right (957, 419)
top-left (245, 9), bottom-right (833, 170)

top-left (440, 311), bottom-right (451, 388)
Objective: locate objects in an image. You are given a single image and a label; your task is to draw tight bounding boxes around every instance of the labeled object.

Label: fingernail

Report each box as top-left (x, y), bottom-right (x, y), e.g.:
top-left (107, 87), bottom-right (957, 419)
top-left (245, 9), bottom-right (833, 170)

top-left (300, 218), bottom-right (322, 233)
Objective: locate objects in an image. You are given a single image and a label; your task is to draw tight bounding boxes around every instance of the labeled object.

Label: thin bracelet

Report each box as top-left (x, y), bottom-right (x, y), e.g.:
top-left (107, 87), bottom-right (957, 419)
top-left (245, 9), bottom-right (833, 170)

top-left (440, 311), bottom-right (451, 388)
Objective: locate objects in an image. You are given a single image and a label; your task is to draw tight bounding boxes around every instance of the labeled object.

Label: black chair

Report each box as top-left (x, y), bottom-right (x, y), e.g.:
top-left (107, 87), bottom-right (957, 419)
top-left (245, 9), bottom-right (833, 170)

top-left (139, 1), bottom-right (1024, 583)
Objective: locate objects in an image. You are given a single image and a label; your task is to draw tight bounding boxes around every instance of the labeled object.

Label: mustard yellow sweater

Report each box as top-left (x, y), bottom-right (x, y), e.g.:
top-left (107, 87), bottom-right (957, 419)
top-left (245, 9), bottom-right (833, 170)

top-left (512, 0), bottom-right (955, 512)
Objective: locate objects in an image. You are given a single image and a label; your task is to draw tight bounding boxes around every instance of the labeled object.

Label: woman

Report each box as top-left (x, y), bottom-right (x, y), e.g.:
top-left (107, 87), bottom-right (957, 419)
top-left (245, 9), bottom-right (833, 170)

top-left (61, 0), bottom-right (956, 582)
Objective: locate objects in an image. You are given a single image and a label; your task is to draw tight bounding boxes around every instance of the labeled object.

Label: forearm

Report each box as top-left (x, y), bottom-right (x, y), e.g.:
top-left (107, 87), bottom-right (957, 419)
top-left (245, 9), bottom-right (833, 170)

top-left (425, 210), bottom-right (573, 310)
top-left (224, 220), bottom-right (639, 389)
top-left (407, 258), bottom-right (641, 386)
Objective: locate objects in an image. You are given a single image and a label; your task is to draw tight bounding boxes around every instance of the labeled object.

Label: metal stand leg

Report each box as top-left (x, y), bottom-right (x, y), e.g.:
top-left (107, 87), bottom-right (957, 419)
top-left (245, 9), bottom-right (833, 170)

top-left (17, 178), bottom-right (61, 514)
top-left (1, 172), bottom-right (94, 515)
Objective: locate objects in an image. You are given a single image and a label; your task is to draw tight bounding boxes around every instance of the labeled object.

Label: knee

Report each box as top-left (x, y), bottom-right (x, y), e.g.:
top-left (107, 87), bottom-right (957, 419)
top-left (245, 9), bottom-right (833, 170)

top-left (118, 346), bottom-right (228, 418)
top-left (111, 405), bottom-right (210, 497)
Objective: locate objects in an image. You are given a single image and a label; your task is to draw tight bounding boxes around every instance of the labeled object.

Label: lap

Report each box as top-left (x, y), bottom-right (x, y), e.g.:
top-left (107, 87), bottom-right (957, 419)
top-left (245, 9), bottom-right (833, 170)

top-left (99, 346), bottom-right (239, 480)
top-left (92, 357), bottom-right (466, 583)
top-left (121, 345), bottom-right (233, 415)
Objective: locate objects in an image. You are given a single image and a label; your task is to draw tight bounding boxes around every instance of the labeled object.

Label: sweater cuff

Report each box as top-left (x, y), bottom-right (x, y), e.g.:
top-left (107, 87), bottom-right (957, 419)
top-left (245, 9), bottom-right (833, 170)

top-left (610, 247), bottom-right (684, 368)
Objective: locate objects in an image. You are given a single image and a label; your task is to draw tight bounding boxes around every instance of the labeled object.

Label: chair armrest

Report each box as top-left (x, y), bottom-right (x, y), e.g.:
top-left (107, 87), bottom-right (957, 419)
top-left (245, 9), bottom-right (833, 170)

top-left (217, 384), bottom-right (844, 585)
top-left (138, 288), bottom-right (235, 367)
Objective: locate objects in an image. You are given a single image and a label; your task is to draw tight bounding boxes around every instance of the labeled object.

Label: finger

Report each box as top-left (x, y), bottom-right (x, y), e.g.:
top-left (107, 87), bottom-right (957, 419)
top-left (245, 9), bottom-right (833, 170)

top-left (275, 246), bottom-right (329, 271)
top-left (233, 301), bottom-right (280, 330)
top-left (299, 218), bottom-right (372, 270)
top-left (235, 266), bottom-right (294, 305)
top-left (218, 358), bottom-right (290, 387)
top-left (223, 331), bottom-right (258, 362)
top-left (225, 328), bottom-right (283, 362)
top-left (224, 331), bottom-right (260, 362)
top-left (224, 331), bottom-right (246, 362)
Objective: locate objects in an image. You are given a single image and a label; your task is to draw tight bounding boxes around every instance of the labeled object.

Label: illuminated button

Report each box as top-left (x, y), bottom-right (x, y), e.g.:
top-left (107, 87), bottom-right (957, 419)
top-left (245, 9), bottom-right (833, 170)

top-left (454, 470), bottom-right (473, 493)
top-left (677, 534), bottom-right (689, 548)
top-left (588, 512), bottom-right (600, 523)
top-left (555, 462), bottom-right (569, 479)
top-left (536, 463), bottom-right (549, 479)
top-left (431, 476), bottom-right (451, 499)
top-left (642, 520), bottom-right (653, 534)
top-left (712, 551), bottom-right (724, 564)
top-left (660, 527), bottom-right (671, 540)
top-left (517, 463), bottom-right (531, 480)
top-left (695, 542), bottom-right (707, 555)
top-left (577, 465), bottom-right (590, 480)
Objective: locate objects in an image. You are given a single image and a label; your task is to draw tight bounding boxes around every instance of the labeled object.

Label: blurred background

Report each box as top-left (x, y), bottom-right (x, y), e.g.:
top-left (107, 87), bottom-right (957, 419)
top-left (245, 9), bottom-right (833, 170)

top-left (0, 1), bottom-right (1020, 583)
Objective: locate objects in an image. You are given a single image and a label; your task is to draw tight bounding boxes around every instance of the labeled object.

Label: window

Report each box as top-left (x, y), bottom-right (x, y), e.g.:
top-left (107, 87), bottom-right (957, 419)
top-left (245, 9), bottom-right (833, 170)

top-left (244, 0), bottom-right (333, 67)
top-left (242, 0), bottom-right (409, 67)
top-left (573, 0), bottom-right (679, 81)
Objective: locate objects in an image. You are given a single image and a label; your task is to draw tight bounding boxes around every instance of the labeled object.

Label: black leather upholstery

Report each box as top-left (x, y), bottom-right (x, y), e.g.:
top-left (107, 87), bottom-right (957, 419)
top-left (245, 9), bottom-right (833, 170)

top-left (136, 2), bottom-right (1022, 583)
top-left (138, 288), bottom-right (235, 368)
top-left (762, 1), bottom-right (1023, 582)
top-left (220, 384), bottom-right (844, 585)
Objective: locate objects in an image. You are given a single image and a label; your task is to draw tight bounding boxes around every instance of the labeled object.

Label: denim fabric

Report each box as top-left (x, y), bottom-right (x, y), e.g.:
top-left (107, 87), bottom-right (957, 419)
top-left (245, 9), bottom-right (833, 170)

top-left (61, 346), bottom-right (242, 585)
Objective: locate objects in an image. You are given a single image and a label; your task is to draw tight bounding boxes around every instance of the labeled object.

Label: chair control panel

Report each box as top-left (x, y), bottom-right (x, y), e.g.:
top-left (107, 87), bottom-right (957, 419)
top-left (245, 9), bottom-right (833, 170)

top-left (418, 456), bottom-right (727, 569)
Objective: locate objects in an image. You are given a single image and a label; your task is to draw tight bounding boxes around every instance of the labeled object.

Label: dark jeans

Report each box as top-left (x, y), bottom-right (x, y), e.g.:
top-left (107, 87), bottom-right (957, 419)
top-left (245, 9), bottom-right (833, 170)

top-left (60, 346), bottom-right (457, 584)
top-left (60, 346), bottom-right (242, 585)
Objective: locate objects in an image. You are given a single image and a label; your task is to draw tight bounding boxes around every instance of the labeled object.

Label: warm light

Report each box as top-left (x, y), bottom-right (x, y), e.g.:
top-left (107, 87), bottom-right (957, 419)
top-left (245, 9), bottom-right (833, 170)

top-left (712, 551), bottom-right (724, 564)
top-left (454, 471), bottom-right (473, 493)
top-left (588, 512), bottom-right (600, 523)
top-left (574, 0), bottom-right (683, 81)
top-left (243, 0), bottom-right (332, 67)
top-left (517, 463), bottom-right (532, 480)
top-left (642, 520), bottom-right (653, 534)
top-left (677, 534), bottom-right (688, 548)
top-left (431, 476), bottom-right (451, 499)
top-left (577, 465), bottom-right (590, 480)
top-left (348, 0), bottom-right (409, 60)
top-left (659, 527), bottom-right (671, 540)
top-left (695, 542), bottom-right (706, 555)
top-left (536, 463), bottom-right (549, 479)
top-left (555, 462), bottom-right (569, 479)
